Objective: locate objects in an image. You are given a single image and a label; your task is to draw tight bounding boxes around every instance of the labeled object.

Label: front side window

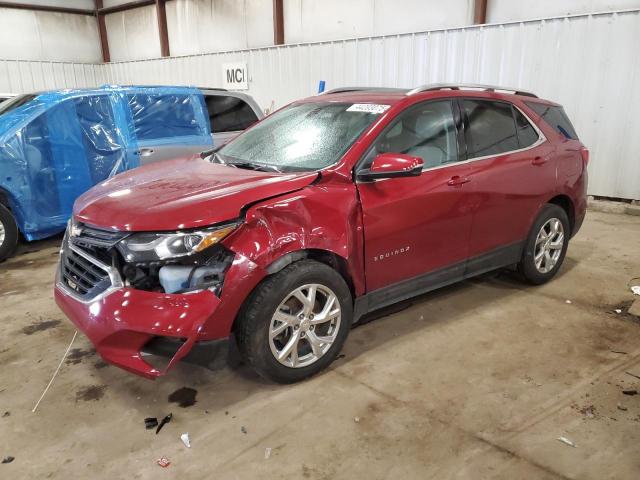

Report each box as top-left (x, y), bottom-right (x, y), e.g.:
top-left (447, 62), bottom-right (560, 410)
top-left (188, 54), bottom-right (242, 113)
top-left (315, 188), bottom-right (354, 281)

top-left (361, 100), bottom-right (458, 170)
top-left (464, 100), bottom-right (519, 158)
top-left (127, 93), bottom-right (202, 141)
top-left (205, 95), bottom-right (259, 133)
top-left (218, 102), bottom-right (385, 171)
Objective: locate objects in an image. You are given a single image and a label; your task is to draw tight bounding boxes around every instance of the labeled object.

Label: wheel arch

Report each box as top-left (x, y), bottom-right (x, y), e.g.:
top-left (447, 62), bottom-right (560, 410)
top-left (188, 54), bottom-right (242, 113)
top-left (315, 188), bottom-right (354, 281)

top-left (547, 194), bottom-right (575, 234)
top-left (265, 248), bottom-right (356, 298)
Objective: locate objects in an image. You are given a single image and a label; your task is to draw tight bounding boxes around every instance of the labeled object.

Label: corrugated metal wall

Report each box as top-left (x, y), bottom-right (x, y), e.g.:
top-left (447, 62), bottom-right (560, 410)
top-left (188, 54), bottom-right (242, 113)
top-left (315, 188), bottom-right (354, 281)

top-left (1, 9), bottom-right (639, 199)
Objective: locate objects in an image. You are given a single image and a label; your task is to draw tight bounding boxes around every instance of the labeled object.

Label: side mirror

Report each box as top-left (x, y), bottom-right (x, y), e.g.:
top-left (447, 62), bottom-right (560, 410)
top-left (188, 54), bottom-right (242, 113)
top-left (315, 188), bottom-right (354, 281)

top-left (357, 153), bottom-right (423, 181)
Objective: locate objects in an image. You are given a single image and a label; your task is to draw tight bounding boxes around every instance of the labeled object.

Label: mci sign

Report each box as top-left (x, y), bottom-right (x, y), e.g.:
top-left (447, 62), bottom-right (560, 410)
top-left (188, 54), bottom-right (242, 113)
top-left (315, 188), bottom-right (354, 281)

top-left (222, 62), bottom-right (248, 90)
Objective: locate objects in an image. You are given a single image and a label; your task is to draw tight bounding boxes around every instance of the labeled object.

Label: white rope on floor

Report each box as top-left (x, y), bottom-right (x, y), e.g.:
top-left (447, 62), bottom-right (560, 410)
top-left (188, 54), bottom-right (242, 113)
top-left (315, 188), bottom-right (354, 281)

top-left (31, 330), bottom-right (77, 413)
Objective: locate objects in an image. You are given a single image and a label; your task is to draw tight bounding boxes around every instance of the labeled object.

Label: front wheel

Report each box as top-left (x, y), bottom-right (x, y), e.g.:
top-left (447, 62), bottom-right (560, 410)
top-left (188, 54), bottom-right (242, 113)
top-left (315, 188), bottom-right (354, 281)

top-left (236, 259), bottom-right (353, 383)
top-left (518, 204), bottom-right (570, 285)
top-left (0, 204), bottom-right (18, 262)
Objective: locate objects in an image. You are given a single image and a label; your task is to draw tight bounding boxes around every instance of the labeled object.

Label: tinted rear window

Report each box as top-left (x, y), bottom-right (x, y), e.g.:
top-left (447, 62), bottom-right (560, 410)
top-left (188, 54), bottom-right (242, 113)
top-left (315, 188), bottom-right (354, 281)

top-left (205, 95), bottom-right (259, 133)
top-left (513, 108), bottom-right (539, 148)
top-left (526, 102), bottom-right (578, 140)
top-left (463, 100), bottom-right (519, 158)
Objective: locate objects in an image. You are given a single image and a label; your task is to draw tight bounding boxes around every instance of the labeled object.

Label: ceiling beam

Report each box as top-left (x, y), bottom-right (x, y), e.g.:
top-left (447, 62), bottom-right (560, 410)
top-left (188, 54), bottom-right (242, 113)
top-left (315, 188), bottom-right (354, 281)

top-left (97, 0), bottom-right (155, 15)
top-left (0, 1), bottom-right (93, 15)
top-left (273, 0), bottom-right (284, 45)
top-left (473, 0), bottom-right (488, 24)
top-left (155, 0), bottom-right (170, 57)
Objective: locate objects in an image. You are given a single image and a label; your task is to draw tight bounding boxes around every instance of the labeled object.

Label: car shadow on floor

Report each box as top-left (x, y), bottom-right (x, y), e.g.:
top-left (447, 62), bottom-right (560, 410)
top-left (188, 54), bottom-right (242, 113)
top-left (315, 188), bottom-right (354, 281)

top-left (149, 259), bottom-right (579, 385)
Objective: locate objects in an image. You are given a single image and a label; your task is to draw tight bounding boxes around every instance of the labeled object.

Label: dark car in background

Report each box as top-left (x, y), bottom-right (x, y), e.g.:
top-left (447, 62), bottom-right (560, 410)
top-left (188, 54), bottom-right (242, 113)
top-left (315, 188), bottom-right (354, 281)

top-left (0, 86), bottom-right (262, 261)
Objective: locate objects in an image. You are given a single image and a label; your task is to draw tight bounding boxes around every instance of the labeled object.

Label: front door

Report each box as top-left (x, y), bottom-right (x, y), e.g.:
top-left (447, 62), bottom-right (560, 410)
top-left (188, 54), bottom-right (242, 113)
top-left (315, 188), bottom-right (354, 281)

top-left (356, 100), bottom-right (475, 294)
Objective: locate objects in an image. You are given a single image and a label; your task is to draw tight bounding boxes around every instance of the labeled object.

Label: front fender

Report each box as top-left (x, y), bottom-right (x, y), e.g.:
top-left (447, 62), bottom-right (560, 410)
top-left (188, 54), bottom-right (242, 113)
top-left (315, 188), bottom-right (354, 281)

top-left (197, 181), bottom-right (364, 339)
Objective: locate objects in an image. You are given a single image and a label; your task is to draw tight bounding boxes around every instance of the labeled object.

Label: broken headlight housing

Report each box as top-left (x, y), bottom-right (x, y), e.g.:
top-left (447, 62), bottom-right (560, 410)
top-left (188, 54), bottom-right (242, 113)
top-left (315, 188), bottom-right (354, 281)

top-left (116, 223), bottom-right (239, 263)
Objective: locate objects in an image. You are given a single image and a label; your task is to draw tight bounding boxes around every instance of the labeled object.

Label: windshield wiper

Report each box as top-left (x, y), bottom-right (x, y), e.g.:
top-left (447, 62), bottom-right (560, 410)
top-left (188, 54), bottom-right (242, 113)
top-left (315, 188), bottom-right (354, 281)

top-left (228, 162), bottom-right (282, 173)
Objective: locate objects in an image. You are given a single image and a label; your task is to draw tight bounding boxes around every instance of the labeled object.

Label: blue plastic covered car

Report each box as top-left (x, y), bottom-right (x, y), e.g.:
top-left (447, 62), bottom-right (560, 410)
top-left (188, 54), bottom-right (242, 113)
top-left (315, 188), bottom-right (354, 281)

top-left (0, 85), bottom-right (262, 261)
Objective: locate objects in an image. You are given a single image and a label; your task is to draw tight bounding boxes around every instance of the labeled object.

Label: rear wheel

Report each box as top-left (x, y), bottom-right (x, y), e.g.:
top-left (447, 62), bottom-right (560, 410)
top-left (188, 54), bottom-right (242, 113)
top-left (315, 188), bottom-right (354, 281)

top-left (518, 204), bottom-right (569, 285)
top-left (236, 259), bottom-right (353, 383)
top-left (0, 204), bottom-right (18, 262)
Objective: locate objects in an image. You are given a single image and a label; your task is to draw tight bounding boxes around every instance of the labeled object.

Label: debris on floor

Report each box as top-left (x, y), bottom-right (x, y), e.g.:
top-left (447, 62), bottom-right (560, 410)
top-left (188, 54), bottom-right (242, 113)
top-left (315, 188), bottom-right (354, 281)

top-left (557, 436), bottom-right (577, 448)
top-left (2, 411), bottom-right (9, 418)
top-left (610, 349), bottom-right (627, 354)
top-left (156, 457), bottom-right (171, 468)
top-left (168, 387), bottom-right (197, 408)
top-left (144, 417), bottom-right (158, 430)
top-left (180, 433), bottom-right (191, 448)
top-left (631, 285), bottom-right (640, 296)
top-left (354, 417), bottom-right (360, 423)
top-left (264, 447), bottom-right (272, 459)
top-left (614, 309), bottom-right (622, 314)
top-left (622, 390), bottom-right (638, 396)
top-left (241, 426), bottom-right (247, 434)
top-left (2, 456), bottom-right (15, 464)
top-left (565, 299), bottom-right (572, 304)
top-left (156, 413), bottom-right (173, 434)
top-left (617, 403), bottom-right (628, 411)
top-left (579, 405), bottom-right (596, 418)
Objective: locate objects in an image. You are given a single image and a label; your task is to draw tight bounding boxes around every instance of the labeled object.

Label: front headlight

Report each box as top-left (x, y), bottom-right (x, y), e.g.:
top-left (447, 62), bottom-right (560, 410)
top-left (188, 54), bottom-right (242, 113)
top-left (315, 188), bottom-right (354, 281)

top-left (117, 223), bottom-right (239, 262)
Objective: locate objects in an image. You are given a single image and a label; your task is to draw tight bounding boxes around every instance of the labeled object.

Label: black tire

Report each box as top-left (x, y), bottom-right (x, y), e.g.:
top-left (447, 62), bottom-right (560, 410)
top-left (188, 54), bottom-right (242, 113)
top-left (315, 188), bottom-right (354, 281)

top-left (0, 203), bottom-right (18, 262)
top-left (236, 259), bottom-right (353, 384)
top-left (518, 204), bottom-right (570, 285)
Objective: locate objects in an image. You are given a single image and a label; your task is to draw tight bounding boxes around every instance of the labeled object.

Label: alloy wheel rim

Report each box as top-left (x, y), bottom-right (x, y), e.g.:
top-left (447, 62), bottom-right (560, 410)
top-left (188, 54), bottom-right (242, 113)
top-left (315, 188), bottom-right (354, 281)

top-left (0, 220), bottom-right (5, 245)
top-left (534, 218), bottom-right (564, 274)
top-left (269, 284), bottom-right (341, 368)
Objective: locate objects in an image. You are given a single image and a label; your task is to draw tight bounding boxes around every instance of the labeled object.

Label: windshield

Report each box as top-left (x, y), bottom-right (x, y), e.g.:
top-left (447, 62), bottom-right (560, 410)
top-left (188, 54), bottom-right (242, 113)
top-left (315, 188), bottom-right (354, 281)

top-left (217, 102), bottom-right (387, 172)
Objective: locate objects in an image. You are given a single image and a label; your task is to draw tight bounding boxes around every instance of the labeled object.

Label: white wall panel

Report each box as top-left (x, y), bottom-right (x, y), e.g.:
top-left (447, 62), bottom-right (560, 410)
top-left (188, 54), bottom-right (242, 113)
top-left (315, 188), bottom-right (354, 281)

top-left (0, 8), bottom-right (101, 62)
top-left (167, 0), bottom-right (273, 56)
top-left (284, 0), bottom-right (474, 43)
top-left (105, 5), bottom-right (161, 62)
top-left (488, 0), bottom-right (640, 22)
top-left (0, 59), bottom-right (105, 92)
top-left (1, 10), bottom-right (638, 199)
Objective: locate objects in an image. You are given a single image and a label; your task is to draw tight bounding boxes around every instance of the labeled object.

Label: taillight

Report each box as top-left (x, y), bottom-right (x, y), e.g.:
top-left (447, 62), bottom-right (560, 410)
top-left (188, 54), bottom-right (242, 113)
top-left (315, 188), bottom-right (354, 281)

top-left (580, 147), bottom-right (590, 166)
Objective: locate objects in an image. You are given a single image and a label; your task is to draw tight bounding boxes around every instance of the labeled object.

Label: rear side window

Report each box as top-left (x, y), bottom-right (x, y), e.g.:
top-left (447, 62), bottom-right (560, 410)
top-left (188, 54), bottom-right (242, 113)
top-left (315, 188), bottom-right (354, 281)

top-left (525, 102), bottom-right (578, 140)
top-left (127, 93), bottom-right (202, 140)
top-left (463, 100), bottom-right (519, 158)
top-left (205, 95), bottom-right (258, 133)
top-left (513, 108), bottom-right (539, 148)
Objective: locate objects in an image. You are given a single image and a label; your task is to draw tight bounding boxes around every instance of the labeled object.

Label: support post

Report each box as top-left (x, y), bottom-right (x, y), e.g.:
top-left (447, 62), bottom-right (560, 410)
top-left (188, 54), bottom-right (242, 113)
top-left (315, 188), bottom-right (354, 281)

top-left (273, 0), bottom-right (284, 45)
top-left (95, 0), bottom-right (110, 63)
top-left (474, 0), bottom-right (488, 24)
top-left (156, 0), bottom-right (170, 57)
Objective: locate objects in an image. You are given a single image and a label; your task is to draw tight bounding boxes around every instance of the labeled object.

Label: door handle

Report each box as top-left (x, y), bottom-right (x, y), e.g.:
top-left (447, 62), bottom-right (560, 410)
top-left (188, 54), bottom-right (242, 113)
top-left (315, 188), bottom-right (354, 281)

top-left (447, 175), bottom-right (471, 187)
top-left (138, 148), bottom-right (155, 157)
top-left (531, 156), bottom-right (548, 166)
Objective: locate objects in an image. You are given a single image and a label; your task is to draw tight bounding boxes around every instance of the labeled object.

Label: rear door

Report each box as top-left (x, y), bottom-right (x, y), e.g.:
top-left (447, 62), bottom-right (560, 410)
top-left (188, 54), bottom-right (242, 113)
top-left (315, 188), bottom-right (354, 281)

top-left (356, 99), bottom-right (475, 296)
top-left (460, 98), bottom-right (555, 266)
top-left (126, 91), bottom-right (212, 165)
top-left (203, 93), bottom-right (261, 146)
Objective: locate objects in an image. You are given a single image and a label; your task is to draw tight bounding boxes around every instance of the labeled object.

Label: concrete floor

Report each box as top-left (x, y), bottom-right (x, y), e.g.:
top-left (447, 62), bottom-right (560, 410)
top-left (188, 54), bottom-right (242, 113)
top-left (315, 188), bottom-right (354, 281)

top-left (1, 210), bottom-right (640, 479)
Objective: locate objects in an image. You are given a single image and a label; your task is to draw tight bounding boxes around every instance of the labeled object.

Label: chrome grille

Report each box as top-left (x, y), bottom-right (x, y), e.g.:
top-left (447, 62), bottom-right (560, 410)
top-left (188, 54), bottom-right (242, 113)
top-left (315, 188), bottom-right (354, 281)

top-left (59, 223), bottom-right (125, 300)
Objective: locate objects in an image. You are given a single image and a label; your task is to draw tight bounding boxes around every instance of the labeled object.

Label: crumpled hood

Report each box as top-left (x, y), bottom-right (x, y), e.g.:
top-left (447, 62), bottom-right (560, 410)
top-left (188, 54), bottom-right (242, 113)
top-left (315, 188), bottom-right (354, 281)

top-left (74, 156), bottom-right (318, 231)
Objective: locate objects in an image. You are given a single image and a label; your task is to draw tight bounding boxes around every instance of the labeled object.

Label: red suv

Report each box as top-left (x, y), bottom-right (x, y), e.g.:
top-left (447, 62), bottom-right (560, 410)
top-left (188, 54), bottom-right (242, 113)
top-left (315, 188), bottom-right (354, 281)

top-left (55, 84), bottom-right (588, 383)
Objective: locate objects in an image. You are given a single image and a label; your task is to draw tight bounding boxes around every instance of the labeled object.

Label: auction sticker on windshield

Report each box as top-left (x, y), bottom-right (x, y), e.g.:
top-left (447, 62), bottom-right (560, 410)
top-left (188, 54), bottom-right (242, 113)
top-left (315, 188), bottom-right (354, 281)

top-left (346, 104), bottom-right (390, 114)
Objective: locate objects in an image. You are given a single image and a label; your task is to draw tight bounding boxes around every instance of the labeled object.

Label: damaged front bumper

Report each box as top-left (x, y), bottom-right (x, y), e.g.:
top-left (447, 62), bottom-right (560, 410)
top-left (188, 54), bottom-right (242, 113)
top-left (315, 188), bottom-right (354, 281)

top-left (55, 277), bottom-right (221, 379)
